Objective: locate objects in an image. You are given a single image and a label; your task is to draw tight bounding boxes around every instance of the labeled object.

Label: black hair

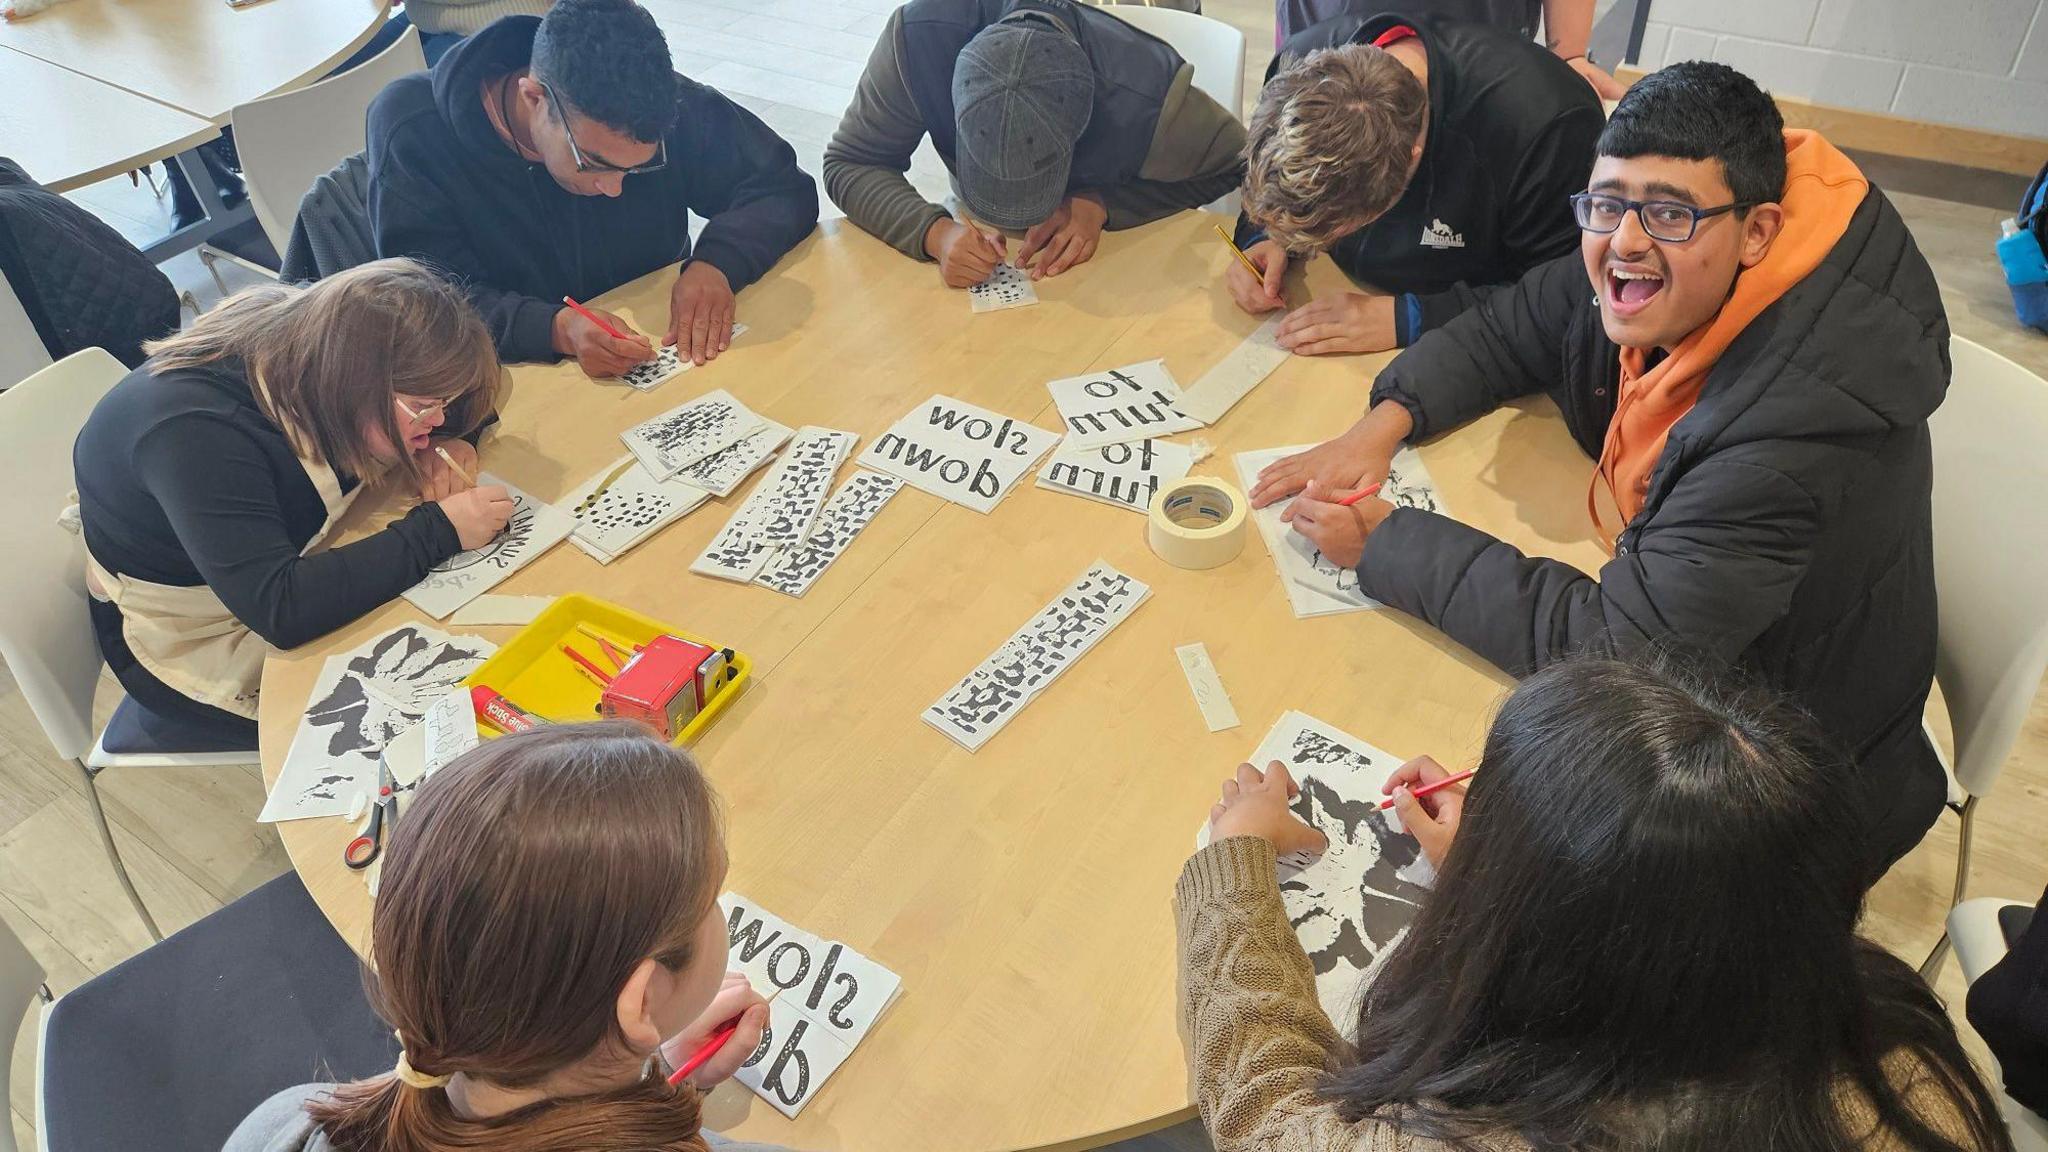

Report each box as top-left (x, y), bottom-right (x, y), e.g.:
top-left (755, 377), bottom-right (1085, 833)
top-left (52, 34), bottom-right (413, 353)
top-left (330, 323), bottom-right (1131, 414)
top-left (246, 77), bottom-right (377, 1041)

top-left (530, 0), bottom-right (677, 144)
top-left (1598, 60), bottom-right (1787, 208)
top-left (1323, 655), bottom-right (2010, 1152)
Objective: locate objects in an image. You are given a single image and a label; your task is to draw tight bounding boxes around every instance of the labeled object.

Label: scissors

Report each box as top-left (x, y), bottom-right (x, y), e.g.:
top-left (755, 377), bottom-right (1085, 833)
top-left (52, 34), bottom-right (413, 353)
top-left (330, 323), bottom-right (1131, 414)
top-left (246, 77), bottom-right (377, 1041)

top-left (343, 758), bottom-right (400, 870)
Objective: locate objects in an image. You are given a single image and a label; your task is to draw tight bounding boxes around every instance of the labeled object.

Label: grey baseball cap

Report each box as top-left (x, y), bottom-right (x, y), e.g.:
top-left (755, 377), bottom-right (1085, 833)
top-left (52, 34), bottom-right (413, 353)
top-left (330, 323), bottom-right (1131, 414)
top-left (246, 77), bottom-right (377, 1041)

top-left (952, 14), bottom-right (1095, 230)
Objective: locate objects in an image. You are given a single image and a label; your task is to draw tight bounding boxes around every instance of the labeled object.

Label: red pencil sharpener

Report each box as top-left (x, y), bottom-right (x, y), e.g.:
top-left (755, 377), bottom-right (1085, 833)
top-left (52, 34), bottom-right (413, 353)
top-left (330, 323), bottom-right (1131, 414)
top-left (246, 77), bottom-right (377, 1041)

top-left (600, 635), bottom-right (715, 741)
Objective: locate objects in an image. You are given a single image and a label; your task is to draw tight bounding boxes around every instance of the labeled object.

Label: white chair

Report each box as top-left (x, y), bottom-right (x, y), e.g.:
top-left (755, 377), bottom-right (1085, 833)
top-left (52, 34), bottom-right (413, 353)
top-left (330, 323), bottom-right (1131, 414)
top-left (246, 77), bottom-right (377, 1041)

top-left (1, 915), bottom-right (52, 1152)
top-left (1918, 337), bottom-right (2048, 979)
top-left (1102, 5), bottom-right (1246, 216)
top-left (1947, 898), bottom-right (2048, 1152)
top-left (0, 267), bottom-right (53, 391)
top-left (199, 24), bottom-right (425, 285)
top-left (0, 349), bottom-right (261, 944)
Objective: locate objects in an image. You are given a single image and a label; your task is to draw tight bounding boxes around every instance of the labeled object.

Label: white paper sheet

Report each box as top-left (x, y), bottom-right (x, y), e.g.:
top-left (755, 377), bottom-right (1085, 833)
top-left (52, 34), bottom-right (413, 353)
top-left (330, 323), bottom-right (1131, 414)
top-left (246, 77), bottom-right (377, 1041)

top-left (619, 323), bottom-right (749, 391)
top-left (671, 419), bottom-right (794, 498)
top-left (691, 427), bottom-right (857, 582)
top-left (1034, 437), bottom-right (1194, 514)
top-left (618, 389), bottom-right (765, 478)
top-left (1201, 711), bottom-right (1430, 1030)
top-left (559, 454), bottom-right (712, 564)
top-left (261, 625), bottom-right (493, 822)
top-left (720, 892), bottom-right (903, 1117)
top-left (924, 561), bottom-right (1150, 751)
top-left (1231, 446), bottom-right (1445, 619)
top-left (1044, 359), bottom-right (1201, 449)
top-left (1175, 315), bottom-right (1289, 426)
top-left (401, 475), bottom-right (575, 620)
top-left (754, 471), bottom-right (903, 598)
top-left (1175, 642), bottom-right (1240, 732)
top-left (857, 394), bottom-right (1060, 514)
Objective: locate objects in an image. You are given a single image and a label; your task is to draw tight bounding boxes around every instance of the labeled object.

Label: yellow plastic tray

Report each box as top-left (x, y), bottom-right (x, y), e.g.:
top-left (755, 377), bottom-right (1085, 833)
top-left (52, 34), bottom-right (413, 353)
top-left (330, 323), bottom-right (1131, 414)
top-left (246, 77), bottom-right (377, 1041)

top-left (462, 593), bottom-right (751, 746)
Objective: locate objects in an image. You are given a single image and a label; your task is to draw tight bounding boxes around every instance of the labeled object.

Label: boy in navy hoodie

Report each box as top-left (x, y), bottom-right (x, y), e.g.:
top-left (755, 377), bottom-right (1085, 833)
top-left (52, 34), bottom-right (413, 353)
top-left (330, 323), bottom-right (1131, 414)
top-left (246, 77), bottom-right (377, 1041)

top-left (367, 0), bottom-right (817, 376)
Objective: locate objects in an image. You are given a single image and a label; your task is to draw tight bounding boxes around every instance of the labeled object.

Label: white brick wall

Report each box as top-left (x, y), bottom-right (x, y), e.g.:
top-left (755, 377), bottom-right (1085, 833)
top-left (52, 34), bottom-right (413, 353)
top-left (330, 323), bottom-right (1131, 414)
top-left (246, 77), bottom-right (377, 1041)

top-left (1632, 0), bottom-right (2048, 140)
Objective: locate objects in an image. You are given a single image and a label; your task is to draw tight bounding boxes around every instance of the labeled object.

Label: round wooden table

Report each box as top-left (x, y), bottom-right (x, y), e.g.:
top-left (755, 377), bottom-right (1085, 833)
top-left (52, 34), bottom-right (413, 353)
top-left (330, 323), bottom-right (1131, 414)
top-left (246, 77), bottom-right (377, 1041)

top-left (0, 48), bottom-right (218, 193)
top-left (261, 212), bottom-right (1609, 1152)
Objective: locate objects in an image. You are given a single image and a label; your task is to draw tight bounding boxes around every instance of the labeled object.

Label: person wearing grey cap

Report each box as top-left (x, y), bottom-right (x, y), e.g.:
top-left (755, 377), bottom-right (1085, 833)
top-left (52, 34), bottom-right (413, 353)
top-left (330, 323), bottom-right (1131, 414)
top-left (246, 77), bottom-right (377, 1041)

top-left (824, 0), bottom-right (1247, 289)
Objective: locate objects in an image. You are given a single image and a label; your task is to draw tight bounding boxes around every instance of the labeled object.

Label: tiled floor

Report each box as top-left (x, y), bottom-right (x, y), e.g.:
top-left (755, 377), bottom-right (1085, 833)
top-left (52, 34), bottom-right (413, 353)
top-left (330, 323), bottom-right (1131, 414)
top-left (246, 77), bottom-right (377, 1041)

top-left (12, 0), bottom-right (2048, 1146)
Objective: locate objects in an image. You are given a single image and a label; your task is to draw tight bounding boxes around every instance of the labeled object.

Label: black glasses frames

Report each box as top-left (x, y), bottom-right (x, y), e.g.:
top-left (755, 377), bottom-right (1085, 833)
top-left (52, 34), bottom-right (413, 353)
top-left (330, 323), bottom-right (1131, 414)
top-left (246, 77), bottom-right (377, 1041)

top-left (1570, 192), bottom-right (1756, 243)
top-left (538, 81), bottom-right (668, 176)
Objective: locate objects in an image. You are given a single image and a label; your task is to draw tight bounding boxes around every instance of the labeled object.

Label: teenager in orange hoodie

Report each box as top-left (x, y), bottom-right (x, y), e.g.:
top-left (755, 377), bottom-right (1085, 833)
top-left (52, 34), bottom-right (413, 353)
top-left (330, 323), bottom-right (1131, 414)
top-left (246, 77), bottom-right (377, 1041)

top-left (1248, 61), bottom-right (1950, 876)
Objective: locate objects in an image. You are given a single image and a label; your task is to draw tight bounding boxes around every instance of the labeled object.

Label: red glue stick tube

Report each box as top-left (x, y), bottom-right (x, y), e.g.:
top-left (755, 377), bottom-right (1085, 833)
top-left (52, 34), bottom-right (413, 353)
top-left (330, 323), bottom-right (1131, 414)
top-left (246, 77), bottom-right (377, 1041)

top-left (471, 685), bottom-right (546, 733)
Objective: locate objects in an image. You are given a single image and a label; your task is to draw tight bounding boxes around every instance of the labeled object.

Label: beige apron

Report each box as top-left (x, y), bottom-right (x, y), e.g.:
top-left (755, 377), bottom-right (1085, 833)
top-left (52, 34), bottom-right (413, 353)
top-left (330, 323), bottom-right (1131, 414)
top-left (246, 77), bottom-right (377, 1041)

top-left (75, 379), bottom-right (361, 720)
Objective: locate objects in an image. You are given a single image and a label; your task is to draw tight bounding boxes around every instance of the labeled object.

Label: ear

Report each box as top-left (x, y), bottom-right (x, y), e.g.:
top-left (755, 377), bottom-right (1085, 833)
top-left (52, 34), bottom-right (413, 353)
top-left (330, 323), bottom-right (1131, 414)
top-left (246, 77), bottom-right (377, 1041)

top-left (614, 958), bottom-right (667, 1056)
top-left (515, 75), bottom-right (550, 118)
top-left (1737, 202), bottom-right (1785, 269)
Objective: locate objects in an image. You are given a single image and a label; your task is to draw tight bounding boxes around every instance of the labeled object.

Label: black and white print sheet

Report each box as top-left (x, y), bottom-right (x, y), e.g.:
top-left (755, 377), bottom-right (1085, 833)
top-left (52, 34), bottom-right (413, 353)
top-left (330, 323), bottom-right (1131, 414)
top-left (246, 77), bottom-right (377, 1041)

top-left (619, 389), bottom-right (766, 479)
top-left (619, 323), bottom-right (749, 391)
top-left (671, 418), bottom-right (793, 498)
top-left (855, 395), bottom-right (1060, 514)
top-left (691, 427), bottom-right (859, 583)
top-left (1044, 359), bottom-right (1201, 450)
top-left (1034, 437), bottom-right (1196, 513)
top-left (559, 454), bottom-right (713, 564)
top-left (259, 624), bottom-right (494, 822)
top-left (967, 263), bottom-right (1037, 312)
top-left (1200, 710), bottom-right (1434, 1030)
top-left (924, 561), bottom-right (1150, 751)
top-left (720, 892), bottom-right (903, 1117)
top-left (402, 475), bottom-right (576, 620)
top-left (754, 471), bottom-right (904, 598)
top-left (1231, 445), bottom-right (1445, 618)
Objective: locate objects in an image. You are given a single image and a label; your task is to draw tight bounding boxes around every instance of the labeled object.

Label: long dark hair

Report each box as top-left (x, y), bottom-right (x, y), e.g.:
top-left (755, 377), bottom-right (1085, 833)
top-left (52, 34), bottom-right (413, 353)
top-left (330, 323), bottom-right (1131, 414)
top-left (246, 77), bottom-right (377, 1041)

top-left (307, 721), bottom-right (725, 1152)
top-left (1327, 657), bottom-right (2008, 1151)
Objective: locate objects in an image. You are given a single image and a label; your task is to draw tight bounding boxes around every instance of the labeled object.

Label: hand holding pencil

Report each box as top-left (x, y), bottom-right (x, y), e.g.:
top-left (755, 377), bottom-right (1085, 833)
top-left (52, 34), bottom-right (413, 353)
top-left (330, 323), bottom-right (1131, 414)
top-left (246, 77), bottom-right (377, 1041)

top-left (1382, 755), bottom-right (1468, 868)
top-left (662, 971), bottom-right (773, 1089)
top-left (1215, 225), bottom-right (1288, 316)
top-left (556, 295), bottom-right (655, 379)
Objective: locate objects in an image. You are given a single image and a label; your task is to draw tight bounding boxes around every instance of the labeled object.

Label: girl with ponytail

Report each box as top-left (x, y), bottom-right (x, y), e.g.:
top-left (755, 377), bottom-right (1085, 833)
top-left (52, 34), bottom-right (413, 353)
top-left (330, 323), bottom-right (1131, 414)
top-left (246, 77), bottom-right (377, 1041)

top-left (223, 721), bottom-right (791, 1152)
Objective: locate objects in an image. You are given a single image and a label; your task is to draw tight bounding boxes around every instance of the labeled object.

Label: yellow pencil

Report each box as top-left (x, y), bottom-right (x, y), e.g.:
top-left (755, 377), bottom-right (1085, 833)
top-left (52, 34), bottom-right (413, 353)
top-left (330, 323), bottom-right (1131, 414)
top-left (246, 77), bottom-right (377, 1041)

top-left (1212, 222), bottom-right (1264, 280)
top-left (433, 444), bottom-right (475, 486)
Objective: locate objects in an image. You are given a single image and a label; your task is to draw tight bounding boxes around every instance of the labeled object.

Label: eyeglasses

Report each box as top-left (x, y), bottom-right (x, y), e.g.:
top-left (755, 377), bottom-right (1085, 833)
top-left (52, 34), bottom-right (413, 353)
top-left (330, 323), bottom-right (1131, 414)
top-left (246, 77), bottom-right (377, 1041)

top-left (1570, 192), bottom-right (1755, 243)
top-left (538, 81), bottom-right (668, 176)
top-left (394, 395), bottom-right (449, 425)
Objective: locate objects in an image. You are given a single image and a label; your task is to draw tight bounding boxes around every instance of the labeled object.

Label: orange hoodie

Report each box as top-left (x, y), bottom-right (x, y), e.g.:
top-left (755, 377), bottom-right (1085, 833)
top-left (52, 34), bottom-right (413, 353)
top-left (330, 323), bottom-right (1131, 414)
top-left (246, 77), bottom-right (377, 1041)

top-left (1591, 130), bottom-right (1869, 543)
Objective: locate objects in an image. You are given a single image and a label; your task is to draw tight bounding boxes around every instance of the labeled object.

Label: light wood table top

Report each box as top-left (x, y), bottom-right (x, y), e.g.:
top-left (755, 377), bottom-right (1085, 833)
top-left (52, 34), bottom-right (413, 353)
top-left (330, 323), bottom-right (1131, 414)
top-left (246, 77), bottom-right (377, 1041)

top-left (261, 212), bottom-right (1610, 1152)
top-left (0, 47), bottom-right (218, 191)
top-left (0, 0), bottom-right (388, 124)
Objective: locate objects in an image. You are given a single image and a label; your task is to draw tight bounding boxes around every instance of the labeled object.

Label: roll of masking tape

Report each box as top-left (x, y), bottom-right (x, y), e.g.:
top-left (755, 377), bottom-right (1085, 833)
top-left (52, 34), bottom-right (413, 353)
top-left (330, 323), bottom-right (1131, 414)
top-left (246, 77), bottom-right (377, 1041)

top-left (1148, 477), bottom-right (1247, 570)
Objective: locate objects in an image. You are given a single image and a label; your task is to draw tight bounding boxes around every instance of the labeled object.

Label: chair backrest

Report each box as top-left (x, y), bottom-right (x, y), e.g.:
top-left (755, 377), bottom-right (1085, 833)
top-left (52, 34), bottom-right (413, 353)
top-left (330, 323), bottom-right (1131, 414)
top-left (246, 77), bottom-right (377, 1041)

top-left (231, 24), bottom-right (425, 256)
top-left (1929, 337), bottom-right (2048, 798)
top-left (0, 347), bottom-right (128, 761)
top-left (1101, 6), bottom-right (1246, 116)
top-left (0, 266), bottom-right (54, 391)
top-left (0, 915), bottom-right (45, 1152)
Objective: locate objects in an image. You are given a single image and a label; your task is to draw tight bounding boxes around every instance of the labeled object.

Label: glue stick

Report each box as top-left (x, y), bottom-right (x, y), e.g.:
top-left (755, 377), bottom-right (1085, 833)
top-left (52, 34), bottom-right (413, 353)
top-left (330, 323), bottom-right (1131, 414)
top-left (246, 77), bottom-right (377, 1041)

top-left (471, 685), bottom-right (546, 733)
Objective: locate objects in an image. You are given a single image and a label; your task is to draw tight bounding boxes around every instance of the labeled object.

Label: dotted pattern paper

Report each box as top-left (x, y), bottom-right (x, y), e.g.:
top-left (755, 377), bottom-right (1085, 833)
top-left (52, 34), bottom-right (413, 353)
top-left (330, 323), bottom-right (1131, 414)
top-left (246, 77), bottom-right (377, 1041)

top-left (754, 471), bottom-right (904, 598)
top-left (968, 263), bottom-right (1038, 313)
top-left (691, 427), bottom-right (858, 583)
top-left (619, 323), bottom-right (749, 391)
top-left (619, 389), bottom-right (766, 479)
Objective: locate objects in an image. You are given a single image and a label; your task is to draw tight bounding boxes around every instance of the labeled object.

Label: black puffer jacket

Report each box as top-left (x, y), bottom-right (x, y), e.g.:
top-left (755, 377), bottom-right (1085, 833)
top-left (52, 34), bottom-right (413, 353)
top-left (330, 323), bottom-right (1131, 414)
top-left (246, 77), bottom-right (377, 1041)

top-left (0, 158), bottom-right (178, 368)
top-left (1359, 186), bottom-right (1950, 873)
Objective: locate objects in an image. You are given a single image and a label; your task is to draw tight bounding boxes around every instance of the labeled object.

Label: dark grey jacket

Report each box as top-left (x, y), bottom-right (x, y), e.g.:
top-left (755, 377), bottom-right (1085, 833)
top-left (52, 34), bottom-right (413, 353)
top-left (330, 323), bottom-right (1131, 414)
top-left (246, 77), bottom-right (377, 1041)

top-left (0, 157), bottom-right (178, 368)
top-left (1358, 186), bottom-right (1950, 872)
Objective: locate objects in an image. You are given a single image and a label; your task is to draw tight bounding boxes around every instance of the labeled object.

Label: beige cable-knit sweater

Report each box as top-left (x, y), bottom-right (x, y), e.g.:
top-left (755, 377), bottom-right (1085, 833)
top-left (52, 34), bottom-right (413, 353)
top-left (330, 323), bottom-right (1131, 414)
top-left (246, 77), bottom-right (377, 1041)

top-left (1174, 836), bottom-right (1987, 1152)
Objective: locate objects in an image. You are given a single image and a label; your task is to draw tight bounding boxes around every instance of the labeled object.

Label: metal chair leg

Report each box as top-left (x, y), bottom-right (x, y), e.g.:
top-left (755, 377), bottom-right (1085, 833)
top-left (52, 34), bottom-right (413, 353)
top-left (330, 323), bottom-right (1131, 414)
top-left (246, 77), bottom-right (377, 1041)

top-left (195, 247), bottom-right (231, 297)
top-left (72, 760), bottom-right (162, 943)
top-left (1919, 793), bottom-right (1977, 982)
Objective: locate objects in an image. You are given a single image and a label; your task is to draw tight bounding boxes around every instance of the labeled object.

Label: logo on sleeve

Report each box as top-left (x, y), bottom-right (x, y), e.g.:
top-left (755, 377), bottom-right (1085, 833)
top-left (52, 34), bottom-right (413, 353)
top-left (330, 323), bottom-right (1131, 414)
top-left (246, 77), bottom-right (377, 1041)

top-left (1420, 219), bottom-right (1465, 249)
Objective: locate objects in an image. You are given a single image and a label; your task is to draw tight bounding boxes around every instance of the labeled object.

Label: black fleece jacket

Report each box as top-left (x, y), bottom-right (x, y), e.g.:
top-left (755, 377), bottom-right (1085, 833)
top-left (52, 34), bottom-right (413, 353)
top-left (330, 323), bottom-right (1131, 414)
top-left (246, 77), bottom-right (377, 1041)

top-left (366, 16), bottom-right (818, 363)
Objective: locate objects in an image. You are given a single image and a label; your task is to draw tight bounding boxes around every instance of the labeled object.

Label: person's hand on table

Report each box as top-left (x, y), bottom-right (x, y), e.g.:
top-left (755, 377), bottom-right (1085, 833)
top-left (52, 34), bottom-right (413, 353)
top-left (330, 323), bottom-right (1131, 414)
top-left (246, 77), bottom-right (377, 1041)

top-left (660, 971), bottom-right (770, 1090)
top-left (1276, 291), bottom-right (1397, 356)
top-left (926, 217), bottom-right (1007, 288)
top-left (437, 484), bottom-right (514, 550)
top-left (1249, 402), bottom-right (1413, 509)
top-left (1280, 478), bottom-right (1392, 568)
top-left (1208, 761), bottom-right (1328, 858)
top-left (1016, 193), bottom-right (1106, 280)
top-left (1381, 755), bottom-right (1465, 868)
top-left (667, 260), bottom-right (735, 367)
top-left (1226, 239), bottom-right (1289, 314)
top-left (416, 438), bottom-right (477, 501)
top-left (554, 303), bottom-right (653, 379)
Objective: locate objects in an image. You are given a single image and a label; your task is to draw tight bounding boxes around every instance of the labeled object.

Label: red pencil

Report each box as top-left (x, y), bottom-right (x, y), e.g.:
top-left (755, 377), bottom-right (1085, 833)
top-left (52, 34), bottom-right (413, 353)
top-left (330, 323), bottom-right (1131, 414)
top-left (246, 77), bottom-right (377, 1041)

top-left (1337, 482), bottom-right (1385, 508)
top-left (1379, 767), bottom-right (1475, 810)
top-left (560, 644), bottom-right (615, 686)
top-left (561, 295), bottom-right (628, 341)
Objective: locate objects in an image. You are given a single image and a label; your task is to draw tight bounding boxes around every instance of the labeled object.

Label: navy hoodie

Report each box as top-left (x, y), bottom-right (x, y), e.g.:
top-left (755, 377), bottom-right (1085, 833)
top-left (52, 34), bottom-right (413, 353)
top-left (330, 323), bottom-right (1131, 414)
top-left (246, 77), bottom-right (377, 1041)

top-left (366, 16), bottom-right (819, 363)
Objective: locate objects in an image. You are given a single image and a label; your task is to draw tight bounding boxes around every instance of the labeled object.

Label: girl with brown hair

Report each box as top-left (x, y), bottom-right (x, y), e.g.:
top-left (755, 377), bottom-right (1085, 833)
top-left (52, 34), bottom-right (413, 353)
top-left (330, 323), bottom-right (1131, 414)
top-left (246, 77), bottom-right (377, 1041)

top-left (223, 721), bottom-right (788, 1152)
top-left (72, 258), bottom-right (513, 747)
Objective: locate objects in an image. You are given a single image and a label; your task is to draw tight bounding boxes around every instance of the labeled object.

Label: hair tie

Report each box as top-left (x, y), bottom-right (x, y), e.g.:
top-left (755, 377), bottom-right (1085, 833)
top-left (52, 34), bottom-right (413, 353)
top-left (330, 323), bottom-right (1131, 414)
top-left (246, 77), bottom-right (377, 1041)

top-left (393, 1035), bottom-right (453, 1090)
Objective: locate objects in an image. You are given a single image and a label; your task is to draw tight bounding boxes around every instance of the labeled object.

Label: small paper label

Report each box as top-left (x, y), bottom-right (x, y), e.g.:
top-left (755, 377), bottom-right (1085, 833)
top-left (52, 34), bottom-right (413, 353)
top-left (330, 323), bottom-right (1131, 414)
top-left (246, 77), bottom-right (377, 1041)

top-left (1174, 643), bottom-right (1240, 732)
